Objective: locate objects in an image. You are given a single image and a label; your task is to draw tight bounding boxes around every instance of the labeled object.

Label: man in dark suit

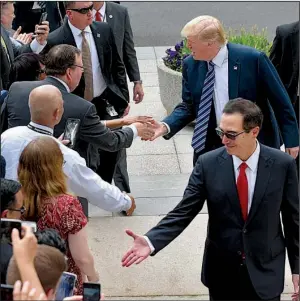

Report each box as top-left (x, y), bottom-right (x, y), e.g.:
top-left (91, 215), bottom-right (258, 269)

top-left (150, 16), bottom-right (299, 165)
top-left (43, 1), bottom-right (129, 184)
top-left (122, 98), bottom-right (299, 301)
top-left (2, 44), bottom-right (154, 171)
top-left (93, 1), bottom-right (144, 194)
top-left (270, 21), bottom-right (299, 117)
top-left (270, 21), bottom-right (299, 173)
top-left (1, 1), bottom-right (49, 90)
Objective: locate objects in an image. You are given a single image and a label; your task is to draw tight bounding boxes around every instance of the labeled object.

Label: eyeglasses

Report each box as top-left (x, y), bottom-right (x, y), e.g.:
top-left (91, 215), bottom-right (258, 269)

top-left (38, 69), bottom-right (46, 74)
top-left (67, 4), bottom-right (93, 14)
top-left (72, 64), bottom-right (84, 70)
top-left (8, 205), bottom-right (26, 215)
top-left (215, 127), bottom-right (246, 140)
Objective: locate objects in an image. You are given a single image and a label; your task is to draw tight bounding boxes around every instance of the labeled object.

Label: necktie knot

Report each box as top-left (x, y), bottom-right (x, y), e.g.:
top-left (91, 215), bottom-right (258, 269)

top-left (239, 162), bottom-right (248, 172)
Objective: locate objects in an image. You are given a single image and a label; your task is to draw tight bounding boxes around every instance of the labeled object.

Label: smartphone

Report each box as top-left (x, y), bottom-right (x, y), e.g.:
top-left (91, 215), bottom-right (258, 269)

top-left (1, 284), bottom-right (14, 301)
top-left (22, 221), bottom-right (37, 232)
top-left (55, 272), bottom-right (77, 301)
top-left (0, 219), bottom-right (22, 244)
top-left (62, 118), bottom-right (81, 149)
top-left (83, 282), bottom-right (101, 301)
top-left (39, 12), bottom-right (48, 25)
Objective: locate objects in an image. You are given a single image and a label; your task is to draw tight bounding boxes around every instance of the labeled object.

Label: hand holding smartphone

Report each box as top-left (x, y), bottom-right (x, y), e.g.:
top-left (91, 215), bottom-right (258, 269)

top-left (83, 282), bottom-right (101, 301)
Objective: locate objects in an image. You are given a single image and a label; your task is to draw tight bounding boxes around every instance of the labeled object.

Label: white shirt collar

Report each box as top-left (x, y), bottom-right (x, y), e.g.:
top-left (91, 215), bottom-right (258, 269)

top-left (232, 141), bottom-right (260, 172)
top-left (48, 76), bottom-right (70, 93)
top-left (211, 44), bottom-right (228, 68)
top-left (29, 121), bottom-right (54, 135)
top-left (93, 2), bottom-right (106, 19)
top-left (68, 19), bottom-right (92, 36)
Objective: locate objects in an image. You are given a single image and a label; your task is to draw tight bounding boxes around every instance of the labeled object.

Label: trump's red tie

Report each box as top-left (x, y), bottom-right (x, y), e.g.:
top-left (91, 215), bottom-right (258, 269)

top-left (95, 10), bottom-right (102, 21)
top-left (237, 162), bottom-right (248, 221)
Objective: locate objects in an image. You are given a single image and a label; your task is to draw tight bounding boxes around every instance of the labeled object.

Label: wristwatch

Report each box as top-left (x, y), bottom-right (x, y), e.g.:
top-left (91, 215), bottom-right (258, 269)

top-left (133, 80), bottom-right (143, 84)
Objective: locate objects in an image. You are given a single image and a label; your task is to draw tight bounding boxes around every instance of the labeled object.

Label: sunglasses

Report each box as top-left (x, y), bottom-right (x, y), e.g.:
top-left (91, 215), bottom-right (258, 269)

top-left (8, 205), bottom-right (26, 215)
top-left (68, 4), bottom-right (93, 14)
top-left (215, 127), bottom-right (246, 140)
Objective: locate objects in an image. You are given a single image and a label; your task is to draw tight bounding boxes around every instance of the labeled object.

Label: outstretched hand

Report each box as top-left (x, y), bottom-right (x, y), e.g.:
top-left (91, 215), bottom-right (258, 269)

top-left (121, 229), bottom-right (151, 267)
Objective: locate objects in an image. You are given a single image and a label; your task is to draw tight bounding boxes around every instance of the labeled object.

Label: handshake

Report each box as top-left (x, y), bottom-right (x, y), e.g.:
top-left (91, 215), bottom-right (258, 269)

top-left (124, 116), bottom-right (168, 141)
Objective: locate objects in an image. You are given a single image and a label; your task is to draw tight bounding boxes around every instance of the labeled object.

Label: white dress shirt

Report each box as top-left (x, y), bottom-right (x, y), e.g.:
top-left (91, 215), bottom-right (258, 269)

top-left (211, 45), bottom-right (229, 124)
top-left (68, 19), bottom-right (107, 98)
top-left (1, 122), bottom-right (132, 212)
top-left (145, 142), bottom-right (261, 253)
top-left (92, 2), bottom-right (107, 22)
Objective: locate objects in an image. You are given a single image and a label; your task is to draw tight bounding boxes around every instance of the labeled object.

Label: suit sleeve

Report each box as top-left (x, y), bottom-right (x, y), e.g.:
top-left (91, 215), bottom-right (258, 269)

top-left (162, 59), bottom-right (196, 139)
top-left (145, 155), bottom-right (207, 255)
top-left (109, 26), bottom-right (129, 102)
top-left (281, 159), bottom-right (299, 274)
top-left (13, 42), bottom-right (32, 57)
top-left (80, 104), bottom-right (134, 152)
top-left (269, 26), bottom-right (283, 75)
top-left (258, 52), bottom-right (299, 148)
top-left (122, 8), bottom-right (140, 82)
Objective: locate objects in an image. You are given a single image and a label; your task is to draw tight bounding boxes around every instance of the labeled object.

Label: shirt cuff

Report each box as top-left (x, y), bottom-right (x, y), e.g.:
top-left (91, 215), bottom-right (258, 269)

top-left (127, 124), bottom-right (138, 139)
top-left (101, 120), bottom-right (107, 127)
top-left (30, 39), bottom-right (47, 54)
top-left (161, 122), bottom-right (171, 135)
top-left (143, 235), bottom-right (155, 254)
top-left (123, 194), bottom-right (132, 211)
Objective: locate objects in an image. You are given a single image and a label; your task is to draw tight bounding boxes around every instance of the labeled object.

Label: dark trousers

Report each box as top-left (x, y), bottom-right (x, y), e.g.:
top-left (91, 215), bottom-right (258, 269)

top-left (92, 89), bottom-right (121, 184)
top-left (209, 260), bottom-right (280, 301)
top-left (113, 148), bottom-right (131, 193)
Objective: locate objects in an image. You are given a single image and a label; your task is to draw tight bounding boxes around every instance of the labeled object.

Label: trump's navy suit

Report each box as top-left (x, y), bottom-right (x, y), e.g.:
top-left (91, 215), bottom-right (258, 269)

top-left (163, 43), bottom-right (299, 157)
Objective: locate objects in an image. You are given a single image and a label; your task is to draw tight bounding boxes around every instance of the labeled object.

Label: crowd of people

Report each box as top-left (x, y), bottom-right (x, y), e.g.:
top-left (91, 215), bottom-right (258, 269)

top-left (0, 1), bottom-right (299, 301)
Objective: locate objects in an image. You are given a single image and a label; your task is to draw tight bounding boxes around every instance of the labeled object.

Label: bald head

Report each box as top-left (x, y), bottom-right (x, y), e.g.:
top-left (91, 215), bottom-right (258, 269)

top-left (29, 85), bottom-right (64, 126)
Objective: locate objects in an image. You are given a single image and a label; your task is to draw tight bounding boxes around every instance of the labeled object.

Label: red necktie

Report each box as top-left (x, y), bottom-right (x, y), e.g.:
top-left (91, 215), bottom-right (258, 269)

top-left (237, 162), bottom-right (248, 221)
top-left (95, 10), bottom-right (102, 22)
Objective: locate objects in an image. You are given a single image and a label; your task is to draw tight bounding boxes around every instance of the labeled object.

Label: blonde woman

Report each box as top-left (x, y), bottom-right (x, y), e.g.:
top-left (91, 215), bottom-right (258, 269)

top-left (18, 136), bottom-right (99, 294)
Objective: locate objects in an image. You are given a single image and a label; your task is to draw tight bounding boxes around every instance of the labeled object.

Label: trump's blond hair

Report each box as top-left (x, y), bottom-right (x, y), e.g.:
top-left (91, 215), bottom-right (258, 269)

top-left (181, 15), bottom-right (227, 46)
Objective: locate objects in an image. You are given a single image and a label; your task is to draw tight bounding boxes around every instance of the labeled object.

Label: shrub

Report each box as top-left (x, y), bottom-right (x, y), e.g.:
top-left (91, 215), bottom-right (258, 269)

top-left (163, 26), bottom-right (272, 72)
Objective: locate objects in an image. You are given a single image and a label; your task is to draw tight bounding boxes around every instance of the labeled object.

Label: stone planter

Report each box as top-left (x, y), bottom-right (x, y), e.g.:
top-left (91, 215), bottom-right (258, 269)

top-left (157, 61), bottom-right (182, 115)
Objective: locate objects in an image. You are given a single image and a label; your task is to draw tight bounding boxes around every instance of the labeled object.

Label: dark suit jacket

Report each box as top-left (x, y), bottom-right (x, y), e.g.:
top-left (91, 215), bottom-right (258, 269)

top-left (163, 43), bottom-right (299, 150)
top-left (0, 25), bottom-right (31, 90)
top-left (2, 77), bottom-right (134, 170)
top-left (270, 21), bottom-right (299, 107)
top-left (146, 144), bottom-right (299, 299)
top-left (104, 2), bottom-right (140, 82)
top-left (44, 18), bottom-right (129, 115)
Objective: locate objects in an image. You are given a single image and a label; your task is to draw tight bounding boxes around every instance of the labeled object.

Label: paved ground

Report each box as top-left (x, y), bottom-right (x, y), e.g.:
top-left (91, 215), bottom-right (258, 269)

top-left (87, 47), bottom-right (295, 298)
top-left (122, 2), bottom-right (299, 46)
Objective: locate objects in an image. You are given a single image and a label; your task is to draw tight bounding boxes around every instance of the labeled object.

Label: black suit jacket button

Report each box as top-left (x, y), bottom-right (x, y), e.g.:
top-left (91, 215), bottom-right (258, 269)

top-left (243, 229), bottom-right (247, 234)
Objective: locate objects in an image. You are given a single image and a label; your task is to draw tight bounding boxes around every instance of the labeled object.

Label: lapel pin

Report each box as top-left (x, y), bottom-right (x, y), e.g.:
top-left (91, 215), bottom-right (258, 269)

top-left (234, 65), bottom-right (238, 70)
top-left (109, 15), bottom-right (113, 18)
top-left (97, 33), bottom-right (100, 38)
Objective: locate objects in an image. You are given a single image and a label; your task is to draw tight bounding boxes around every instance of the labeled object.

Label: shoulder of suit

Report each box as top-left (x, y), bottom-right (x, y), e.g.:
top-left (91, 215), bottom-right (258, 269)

top-left (277, 21), bottom-right (299, 37)
top-left (106, 1), bottom-right (127, 13)
top-left (260, 144), bottom-right (295, 164)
